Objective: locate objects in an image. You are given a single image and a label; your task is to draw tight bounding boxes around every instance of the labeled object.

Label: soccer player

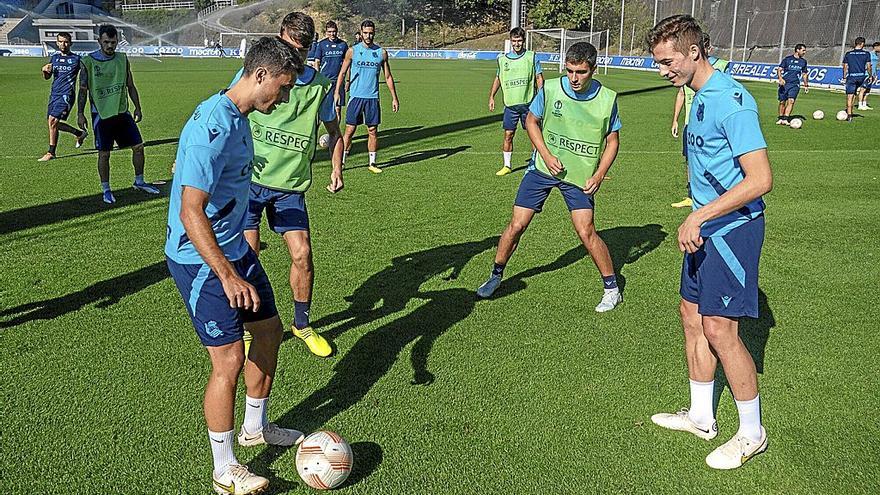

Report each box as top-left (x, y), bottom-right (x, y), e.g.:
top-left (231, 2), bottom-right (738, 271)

top-left (334, 19), bottom-right (400, 174)
top-left (76, 24), bottom-right (159, 204)
top-left (488, 27), bottom-right (544, 176)
top-left (312, 20), bottom-right (349, 121)
top-left (476, 42), bottom-right (623, 313)
top-left (842, 37), bottom-right (873, 120)
top-left (859, 41), bottom-right (880, 111)
top-left (648, 15), bottom-right (774, 470)
top-left (165, 37), bottom-right (304, 495)
top-left (670, 33), bottom-right (729, 208)
top-left (776, 44), bottom-right (809, 125)
top-left (231, 12), bottom-right (345, 358)
top-left (39, 32), bottom-right (88, 162)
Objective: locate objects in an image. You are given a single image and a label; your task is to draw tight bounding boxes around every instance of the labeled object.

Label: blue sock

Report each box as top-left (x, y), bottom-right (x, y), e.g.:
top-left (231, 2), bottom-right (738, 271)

top-left (293, 300), bottom-right (311, 329)
top-left (602, 274), bottom-right (618, 290)
top-left (134, 174), bottom-right (145, 185)
top-left (492, 263), bottom-right (505, 277)
top-left (101, 181), bottom-right (111, 192)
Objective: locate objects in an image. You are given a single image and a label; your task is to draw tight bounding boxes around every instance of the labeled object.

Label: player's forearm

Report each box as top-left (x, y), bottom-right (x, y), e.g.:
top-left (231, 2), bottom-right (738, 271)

top-left (594, 137), bottom-right (619, 178)
top-left (180, 207), bottom-right (237, 280)
top-left (489, 78), bottom-right (500, 98)
top-left (77, 85), bottom-right (88, 114)
top-left (129, 86), bottom-right (142, 110)
top-left (673, 92), bottom-right (684, 122)
top-left (536, 74), bottom-right (544, 89)
top-left (525, 114), bottom-right (550, 161)
top-left (691, 154), bottom-right (772, 225)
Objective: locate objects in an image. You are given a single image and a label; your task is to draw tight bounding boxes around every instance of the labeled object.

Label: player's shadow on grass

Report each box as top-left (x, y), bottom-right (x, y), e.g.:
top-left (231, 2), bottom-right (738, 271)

top-left (342, 115), bottom-right (502, 156)
top-left (350, 126), bottom-right (423, 142)
top-left (492, 224), bottom-right (667, 297)
top-left (712, 290), bottom-right (775, 414)
top-left (50, 137), bottom-right (180, 160)
top-left (0, 184), bottom-right (169, 235)
top-left (0, 261), bottom-right (169, 329)
top-left (346, 146), bottom-right (471, 171)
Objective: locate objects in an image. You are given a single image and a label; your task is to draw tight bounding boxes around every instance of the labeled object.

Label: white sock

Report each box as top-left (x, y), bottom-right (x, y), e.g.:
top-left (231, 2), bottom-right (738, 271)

top-left (735, 394), bottom-right (762, 442)
top-left (243, 395), bottom-right (268, 434)
top-left (100, 181), bottom-right (111, 192)
top-left (208, 429), bottom-right (237, 476)
top-left (503, 151), bottom-right (512, 168)
top-left (369, 151), bottom-right (376, 165)
top-left (342, 150), bottom-right (348, 164)
top-left (687, 379), bottom-right (715, 428)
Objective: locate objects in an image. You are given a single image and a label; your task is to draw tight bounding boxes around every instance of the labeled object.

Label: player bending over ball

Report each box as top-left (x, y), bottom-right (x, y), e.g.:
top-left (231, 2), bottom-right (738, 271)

top-left (165, 37), bottom-right (305, 495)
top-left (648, 14), bottom-right (773, 470)
top-left (477, 41), bottom-right (623, 313)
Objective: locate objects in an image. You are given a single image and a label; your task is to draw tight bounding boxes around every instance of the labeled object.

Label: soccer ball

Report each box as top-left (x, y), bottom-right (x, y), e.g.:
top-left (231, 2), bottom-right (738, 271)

top-left (812, 110), bottom-right (824, 120)
top-left (295, 431), bottom-right (353, 490)
top-left (789, 118), bottom-right (803, 129)
top-left (318, 134), bottom-right (331, 149)
top-left (836, 110), bottom-right (848, 121)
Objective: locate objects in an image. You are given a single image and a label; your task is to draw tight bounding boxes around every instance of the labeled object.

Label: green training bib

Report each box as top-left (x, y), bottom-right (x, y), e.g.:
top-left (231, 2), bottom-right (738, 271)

top-left (249, 71), bottom-right (333, 193)
top-left (534, 78), bottom-right (616, 188)
top-left (82, 53), bottom-right (129, 119)
top-left (498, 51), bottom-right (537, 107)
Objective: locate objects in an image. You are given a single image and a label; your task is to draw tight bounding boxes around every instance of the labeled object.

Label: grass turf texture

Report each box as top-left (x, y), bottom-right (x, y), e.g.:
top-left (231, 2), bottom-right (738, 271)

top-left (1, 57), bottom-right (878, 494)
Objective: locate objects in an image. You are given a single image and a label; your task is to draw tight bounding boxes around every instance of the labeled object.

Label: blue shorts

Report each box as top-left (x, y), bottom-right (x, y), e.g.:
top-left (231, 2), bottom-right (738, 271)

top-left (503, 104), bottom-right (529, 131)
top-left (777, 83), bottom-right (800, 101)
top-left (47, 93), bottom-right (74, 120)
top-left (245, 183), bottom-right (309, 233)
top-left (680, 216), bottom-right (765, 318)
top-left (514, 170), bottom-right (594, 213)
top-left (845, 76), bottom-right (866, 95)
top-left (93, 112), bottom-right (143, 151)
top-left (346, 97), bottom-right (380, 126)
top-left (167, 249), bottom-right (278, 347)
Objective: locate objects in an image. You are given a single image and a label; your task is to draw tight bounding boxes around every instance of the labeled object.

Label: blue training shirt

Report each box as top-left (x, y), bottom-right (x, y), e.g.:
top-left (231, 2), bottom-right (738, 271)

top-left (315, 38), bottom-right (348, 81)
top-left (778, 55), bottom-right (808, 85)
top-left (529, 78), bottom-right (621, 132)
top-left (843, 48), bottom-right (871, 78)
top-left (871, 52), bottom-right (879, 77)
top-left (229, 66), bottom-right (336, 122)
top-left (48, 52), bottom-right (81, 98)
top-left (165, 92), bottom-right (254, 264)
top-left (687, 71), bottom-right (767, 237)
top-left (349, 43), bottom-right (384, 99)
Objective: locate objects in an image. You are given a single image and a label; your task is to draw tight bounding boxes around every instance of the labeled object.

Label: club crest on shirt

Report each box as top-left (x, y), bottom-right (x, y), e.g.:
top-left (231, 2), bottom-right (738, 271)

top-left (733, 92), bottom-right (743, 106)
top-left (696, 102), bottom-right (705, 122)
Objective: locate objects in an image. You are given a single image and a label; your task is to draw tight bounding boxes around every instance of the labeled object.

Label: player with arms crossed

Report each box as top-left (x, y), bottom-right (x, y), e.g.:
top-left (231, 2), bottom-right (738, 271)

top-left (488, 27), bottom-right (544, 176)
top-left (334, 20), bottom-right (400, 173)
top-left (312, 20), bottom-right (349, 121)
top-left (648, 15), bottom-right (774, 470)
top-left (670, 34), bottom-right (728, 208)
top-left (77, 24), bottom-right (160, 204)
top-left (165, 37), bottom-right (305, 495)
top-left (842, 37), bottom-right (873, 120)
top-left (477, 42), bottom-right (623, 313)
top-left (230, 12), bottom-right (345, 358)
top-left (39, 32), bottom-right (88, 161)
top-left (775, 44), bottom-right (809, 125)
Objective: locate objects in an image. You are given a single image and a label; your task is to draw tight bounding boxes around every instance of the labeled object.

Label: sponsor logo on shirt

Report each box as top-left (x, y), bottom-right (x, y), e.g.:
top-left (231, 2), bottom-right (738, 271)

top-left (251, 122), bottom-right (311, 153)
top-left (546, 130), bottom-right (601, 158)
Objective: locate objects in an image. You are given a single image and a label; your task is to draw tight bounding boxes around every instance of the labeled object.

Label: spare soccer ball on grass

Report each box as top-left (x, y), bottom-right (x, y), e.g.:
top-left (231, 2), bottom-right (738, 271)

top-left (318, 134), bottom-right (331, 149)
top-left (296, 431), bottom-right (353, 490)
top-left (836, 110), bottom-right (848, 121)
top-left (812, 110), bottom-right (824, 120)
top-left (789, 118), bottom-right (803, 129)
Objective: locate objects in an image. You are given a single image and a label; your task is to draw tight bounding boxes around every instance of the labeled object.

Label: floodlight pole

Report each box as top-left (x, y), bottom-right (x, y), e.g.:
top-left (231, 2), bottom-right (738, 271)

top-left (743, 16), bottom-right (750, 61)
top-left (840, 0), bottom-right (853, 63)
top-left (729, 0), bottom-right (738, 60)
top-left (511, 0), bottom-right (521, 28)
top-left (618, 0), bottom-right (625, 55)
top-left (591, 0), bottom-right (595, 32)
top-left (691, 0), bottom-right (696, 15)
top-left (778, 0), bottom-right (790, 62)
top-left (652, 0), bottom-right (658, 26)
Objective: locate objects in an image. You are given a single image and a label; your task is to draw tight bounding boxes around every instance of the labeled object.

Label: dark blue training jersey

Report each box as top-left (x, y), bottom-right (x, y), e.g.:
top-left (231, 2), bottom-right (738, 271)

top-left (49, 52), bottom-right (81, 98)
top-left (314, 38), bottom-right (348, 81)
top-left (843, 49), bottom-right (871, 78)
top-left (778, 55), bottom-right (807, 85)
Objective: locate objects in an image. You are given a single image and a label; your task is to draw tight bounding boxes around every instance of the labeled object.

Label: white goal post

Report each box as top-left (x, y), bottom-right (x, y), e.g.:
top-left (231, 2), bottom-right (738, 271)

top-left (526, 28), bottom-right (610, 74)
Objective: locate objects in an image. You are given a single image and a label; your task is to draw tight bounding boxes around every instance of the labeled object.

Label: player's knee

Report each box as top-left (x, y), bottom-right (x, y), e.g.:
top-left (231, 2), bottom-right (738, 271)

top-left (212, 348), bottom-right (246, 376)
top-left (702, 321), bottom-right (736, 351)
top-left (679, 301), bottom-right (702, 333)
top-left (367, 127), bottom-right (378, 136)
top-left (289, 244), bottom-right (313, 270)
top-left (507, 219), bottom-right (528, 236)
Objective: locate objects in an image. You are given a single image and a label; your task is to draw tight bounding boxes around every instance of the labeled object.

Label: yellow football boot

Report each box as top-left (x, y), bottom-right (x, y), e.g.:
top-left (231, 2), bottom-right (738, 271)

top-left (292, 326), bottom-right (332, 357)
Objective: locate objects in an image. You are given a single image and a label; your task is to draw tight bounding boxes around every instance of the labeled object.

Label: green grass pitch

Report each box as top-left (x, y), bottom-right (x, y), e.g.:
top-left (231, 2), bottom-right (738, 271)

top-left (1, 57), bottom-right (878, 494)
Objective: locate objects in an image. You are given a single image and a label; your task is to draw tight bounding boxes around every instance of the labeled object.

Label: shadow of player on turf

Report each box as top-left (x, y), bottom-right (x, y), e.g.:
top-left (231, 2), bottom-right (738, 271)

top-left (0, 261), bottom-right (169, 329)
top-left (712, 290), bottom-right (775, 414)
top-left (342, 146), bottom-right (471, 171)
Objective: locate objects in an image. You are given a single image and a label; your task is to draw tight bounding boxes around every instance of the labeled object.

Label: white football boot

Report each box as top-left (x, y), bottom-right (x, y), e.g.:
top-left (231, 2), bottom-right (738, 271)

top-left (595, 289), bottom-right (622, 312)
top-left (212, 464), bottom-right (268, 495)
top-left (650, 408), bottom-right (718, 440)
top-left (706, 427), bottom-right (768, 470)
top-left (237, 423), bottom-right (304, 447)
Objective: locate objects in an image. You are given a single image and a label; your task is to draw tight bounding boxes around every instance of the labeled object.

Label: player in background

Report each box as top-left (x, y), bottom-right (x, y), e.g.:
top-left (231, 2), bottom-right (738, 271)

top-left (165, 37), bottom-right (304, 495)
top-left (858, 41), bottom-right (880, 110)
top-left (334, 20), bottom-right (399, 174)
top-left (230, 12), bottom-right (345, 358)
top-left (476, 42), bottom-right (623, 313)
top-left (39, 32), bottom-right (88, 162)
top-left (775, 44), bottom-right (809, 125)
top-left (648, 14), bottom-right (773, 470)
top-left (670, 34), bottom-right (729, 208)
top-left (312, 20), bottom-right (349, 121)
top-left (842, 37), bottom-right (872, 120)
top-left (488, 27), bottom-right (544, 177)
top-left (77, 24), bottom-right (160, 204)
